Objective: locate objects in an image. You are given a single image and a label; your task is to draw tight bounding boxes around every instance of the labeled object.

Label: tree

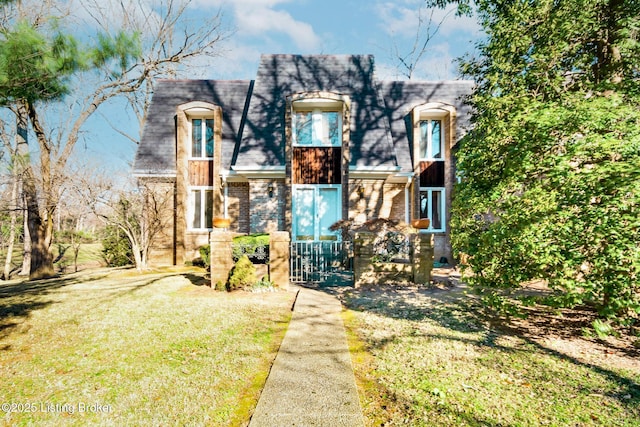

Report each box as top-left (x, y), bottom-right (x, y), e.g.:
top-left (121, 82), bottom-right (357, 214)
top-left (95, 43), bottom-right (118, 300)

top-left (73, 171), bottom-right (171, 271)
top-left (0, 0), bottom-right (228, 278)
top-left (388, 3), bottom-right (456, 79)
top-left (0, 3), bottom-right (140, 279)
top-left (451, 0), bottom-right (640, 324)
top-left (77, 0), bottom-right (229, 143)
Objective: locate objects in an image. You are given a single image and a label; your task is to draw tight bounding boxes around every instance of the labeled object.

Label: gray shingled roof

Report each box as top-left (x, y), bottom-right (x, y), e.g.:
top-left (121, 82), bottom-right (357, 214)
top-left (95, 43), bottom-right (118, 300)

top-left (380, 80), bottom-right (475, 173)
top-left (133, 79), bottom-right (251, 175)
top-left (236, 54), bottom-right (396, 168)
top-left (133, 55), bottom-right (474, 177)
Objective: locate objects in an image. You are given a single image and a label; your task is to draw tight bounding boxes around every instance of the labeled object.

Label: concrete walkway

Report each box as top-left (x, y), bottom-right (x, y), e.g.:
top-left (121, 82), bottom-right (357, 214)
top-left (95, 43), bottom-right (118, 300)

top-left (249, 287), bottom-right (364, 426)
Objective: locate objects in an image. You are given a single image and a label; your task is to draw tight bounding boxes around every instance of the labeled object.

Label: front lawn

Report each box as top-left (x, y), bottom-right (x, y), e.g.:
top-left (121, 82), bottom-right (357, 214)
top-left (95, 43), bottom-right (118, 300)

top-left (341, 283), bottom-right (640, 426)
top-left (0, 267), bottom-right (294, 426)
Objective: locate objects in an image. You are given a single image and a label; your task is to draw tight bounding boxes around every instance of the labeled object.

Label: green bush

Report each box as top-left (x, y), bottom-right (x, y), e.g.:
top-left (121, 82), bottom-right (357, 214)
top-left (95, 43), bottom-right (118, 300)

top-left (451, 0), bottom-right (640, 328)
top-left (191, 245), bottom-right (210, 269)
top-left (228, 255), bottom-right (257, 291)
top-left (232, 233), bottom-right (269, 262)
top-left (199, 245), bottom-right (210, 268)
top-left (101, 225), bottom-right (133, 267)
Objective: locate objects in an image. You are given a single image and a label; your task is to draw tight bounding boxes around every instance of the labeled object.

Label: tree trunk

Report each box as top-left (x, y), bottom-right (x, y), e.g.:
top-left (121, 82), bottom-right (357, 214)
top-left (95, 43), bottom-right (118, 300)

top-left (19, 197), bottom-right (31, 276)
top-left (132, 244), bottom-right (144, 272)
top-left (13, 100), bottom-right (55, 280)
top-left (13, 101), bottom-right (31, 277)
top-left (23, 178), bottom-right (55, 280)
top-left (2, 177), bottom-right (18, 280)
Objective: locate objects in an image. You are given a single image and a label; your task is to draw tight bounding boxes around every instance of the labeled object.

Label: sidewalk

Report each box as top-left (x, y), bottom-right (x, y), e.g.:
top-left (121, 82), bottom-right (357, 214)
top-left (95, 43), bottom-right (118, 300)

top-left (249, 287), bottom-right (364, 426)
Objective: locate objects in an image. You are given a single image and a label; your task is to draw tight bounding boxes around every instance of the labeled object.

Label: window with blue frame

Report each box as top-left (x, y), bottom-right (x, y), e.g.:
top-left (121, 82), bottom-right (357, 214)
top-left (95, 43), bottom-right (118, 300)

top-left (419, 119), bottom-right (442, 160)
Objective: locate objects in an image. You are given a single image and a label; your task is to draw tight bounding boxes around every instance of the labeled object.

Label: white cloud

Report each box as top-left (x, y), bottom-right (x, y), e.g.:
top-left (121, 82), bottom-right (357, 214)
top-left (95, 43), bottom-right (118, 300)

top-left (191, 0), bottom-right (321, 51)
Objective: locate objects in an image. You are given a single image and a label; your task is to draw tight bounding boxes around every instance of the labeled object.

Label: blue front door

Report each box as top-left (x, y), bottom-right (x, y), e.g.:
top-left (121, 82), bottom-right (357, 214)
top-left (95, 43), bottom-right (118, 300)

top-left (292, 185), bottom-right (341, 241)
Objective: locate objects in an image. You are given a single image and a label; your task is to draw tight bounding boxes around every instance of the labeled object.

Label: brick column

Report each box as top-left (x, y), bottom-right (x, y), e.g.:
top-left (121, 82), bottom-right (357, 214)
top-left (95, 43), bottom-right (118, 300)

top-left (412, 233), bottom-right (433, 285)
top-left (209, 231), bottom-right (235, 287)
top-left (269, 231), bottom-right (290, 289)
top-left (353, 232), bottom-right (376, 288)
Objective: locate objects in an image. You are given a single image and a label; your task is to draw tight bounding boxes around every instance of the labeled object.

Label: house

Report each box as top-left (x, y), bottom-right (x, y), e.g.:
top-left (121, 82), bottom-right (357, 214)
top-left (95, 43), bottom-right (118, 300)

top-left (133, 54), bottom-right (473, 267)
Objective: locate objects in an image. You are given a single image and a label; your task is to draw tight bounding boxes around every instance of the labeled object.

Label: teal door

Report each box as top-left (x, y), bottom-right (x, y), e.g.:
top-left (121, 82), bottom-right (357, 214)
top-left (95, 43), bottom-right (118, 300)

top-left (292, 185), bottom-right (341, 241)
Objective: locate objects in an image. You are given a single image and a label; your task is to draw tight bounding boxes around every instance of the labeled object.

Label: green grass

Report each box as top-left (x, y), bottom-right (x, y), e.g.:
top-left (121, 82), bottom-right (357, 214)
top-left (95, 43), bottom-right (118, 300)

top-left (1, 242), bottom-right (105, 276)
top-left (0, 267), bottom-right (294, 426)
top-left (341, 286), bottom-right (640, 426)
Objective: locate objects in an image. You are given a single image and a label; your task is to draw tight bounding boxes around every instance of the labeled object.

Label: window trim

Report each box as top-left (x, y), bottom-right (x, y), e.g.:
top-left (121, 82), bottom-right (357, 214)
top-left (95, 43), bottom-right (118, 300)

top-left (187, 186), bottom-right (214, 231)
top-left (419, 187), bottom-right (446, 233)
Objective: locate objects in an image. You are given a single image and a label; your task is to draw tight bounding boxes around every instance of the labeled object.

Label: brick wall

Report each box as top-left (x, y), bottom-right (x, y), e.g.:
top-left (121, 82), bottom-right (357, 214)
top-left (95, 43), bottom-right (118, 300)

top-left (249, 179), bottom-right (286, 233)
top-left (348, 179), bottom-right (407, 224)
top-left (227, 182), bottom-right (250, 233)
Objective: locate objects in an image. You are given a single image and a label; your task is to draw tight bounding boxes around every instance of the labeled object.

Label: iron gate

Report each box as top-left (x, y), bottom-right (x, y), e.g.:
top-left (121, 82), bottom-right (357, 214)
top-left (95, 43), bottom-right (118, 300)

top-left (290, 241), bottom-right (353, 285)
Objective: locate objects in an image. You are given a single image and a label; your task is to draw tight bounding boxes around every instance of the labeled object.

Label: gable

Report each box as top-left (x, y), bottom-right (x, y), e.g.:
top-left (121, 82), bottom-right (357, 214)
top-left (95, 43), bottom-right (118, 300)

top-left (134, 79), bottom-right (252, 176)
top-left (235, 54), bottom-right (396, 169)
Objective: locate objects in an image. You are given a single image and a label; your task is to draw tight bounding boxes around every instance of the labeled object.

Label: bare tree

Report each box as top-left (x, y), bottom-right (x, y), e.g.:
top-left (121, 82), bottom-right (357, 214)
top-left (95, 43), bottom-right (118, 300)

top-left (78, 0), bottom-right (230, 143)
top-left (73, 171), bottom-right (171, 271)
top-left (389, 3), bottom-right (455, 79)
top-left (1, 0), bottom-right (229, 278)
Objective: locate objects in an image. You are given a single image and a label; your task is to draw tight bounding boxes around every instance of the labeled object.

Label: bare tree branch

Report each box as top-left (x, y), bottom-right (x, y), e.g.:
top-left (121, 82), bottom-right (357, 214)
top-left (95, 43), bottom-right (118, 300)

top-left (390, 3), bottom-right (455, 79)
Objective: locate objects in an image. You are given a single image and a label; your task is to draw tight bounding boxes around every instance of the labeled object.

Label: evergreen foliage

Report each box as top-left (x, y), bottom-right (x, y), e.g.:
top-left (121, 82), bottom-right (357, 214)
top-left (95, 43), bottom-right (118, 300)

top-left (101, 225), bottom-right (133, 267)
top-left (0, 20), bottom-right (139, 104)
top-left (228, 255), bottom-right (257, 291)
top-left (452, 0), bottom-right (640, 324)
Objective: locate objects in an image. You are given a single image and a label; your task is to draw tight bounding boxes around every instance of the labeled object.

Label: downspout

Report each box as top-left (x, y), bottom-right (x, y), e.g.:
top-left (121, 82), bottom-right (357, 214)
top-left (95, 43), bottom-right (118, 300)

top-left (222, 171), bottom-right (228, 218)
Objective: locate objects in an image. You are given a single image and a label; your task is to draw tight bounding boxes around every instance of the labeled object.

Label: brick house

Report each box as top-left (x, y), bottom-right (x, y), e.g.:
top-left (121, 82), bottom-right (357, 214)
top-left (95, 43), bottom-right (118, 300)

top-left (133, 54), bottom-right (473, 266)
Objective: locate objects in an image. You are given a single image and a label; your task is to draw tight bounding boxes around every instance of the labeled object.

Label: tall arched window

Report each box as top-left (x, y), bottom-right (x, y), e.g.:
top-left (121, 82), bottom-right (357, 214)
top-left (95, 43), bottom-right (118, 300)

top-left (288, 94), bottom-right (349, 241)
top-left (178, 102), bottom-right (221, 231)
top-left (412, 103), bottom-right (455, 233)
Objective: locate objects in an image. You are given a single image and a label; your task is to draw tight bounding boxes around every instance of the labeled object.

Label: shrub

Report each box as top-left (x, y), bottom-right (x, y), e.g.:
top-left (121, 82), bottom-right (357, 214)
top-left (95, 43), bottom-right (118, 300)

top-left (213, 280), bottom-right (227, 291)
top-left (232, 234), bottom-right (269, 263)
top-left (101, 225), bottom-right (133, 267)
top-left (228, 255), bottom-right (257, 291)
top-left (192, 245), bottom-right (211, 269)
top-left (250, 276), bottom-right (275, 293)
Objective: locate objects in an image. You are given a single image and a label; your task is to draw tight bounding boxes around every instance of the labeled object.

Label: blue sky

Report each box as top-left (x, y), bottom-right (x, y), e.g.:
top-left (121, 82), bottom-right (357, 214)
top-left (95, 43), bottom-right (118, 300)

top-left (200, 0), bottom-right (481, 80)
top-left (79, 0), bottom-right (482, 172)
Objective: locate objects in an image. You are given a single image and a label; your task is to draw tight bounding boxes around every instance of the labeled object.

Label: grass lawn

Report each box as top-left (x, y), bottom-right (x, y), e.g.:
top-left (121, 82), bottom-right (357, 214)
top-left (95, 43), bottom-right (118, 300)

top-left (340, 281), bottom-right (640, 426)
top-left (0, 267), bottom-right (294, 426)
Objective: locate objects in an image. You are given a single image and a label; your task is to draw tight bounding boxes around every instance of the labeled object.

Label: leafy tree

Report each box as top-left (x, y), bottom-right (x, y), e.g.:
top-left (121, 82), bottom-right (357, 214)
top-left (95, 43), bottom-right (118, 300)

top-left (0, 3), bottom-right (140, 279)
top-left (0, 0), bottom-right (227, 279)
top-left (451, 0), bottom-right (640, 324)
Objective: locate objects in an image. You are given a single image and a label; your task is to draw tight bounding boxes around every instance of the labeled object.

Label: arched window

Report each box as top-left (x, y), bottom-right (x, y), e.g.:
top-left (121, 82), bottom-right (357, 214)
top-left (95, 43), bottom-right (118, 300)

top-left (177, 102), bottom-right (221, 231)
top-left (412, 103), bottom-right (455, 233)
top-left (288, 93), bottom-right (349, 241)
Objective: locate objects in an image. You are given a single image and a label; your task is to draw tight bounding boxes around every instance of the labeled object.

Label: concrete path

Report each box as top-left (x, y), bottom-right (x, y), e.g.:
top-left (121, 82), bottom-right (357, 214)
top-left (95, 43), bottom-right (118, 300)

top-left (249, 287), bottom-right (364, 426)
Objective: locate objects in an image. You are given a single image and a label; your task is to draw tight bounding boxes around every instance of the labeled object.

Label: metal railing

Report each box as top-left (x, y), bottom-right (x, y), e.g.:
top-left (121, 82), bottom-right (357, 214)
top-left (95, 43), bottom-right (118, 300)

top-left (290, 241), bottom-right (353, 284)
top-left (231, 243), bottom-right (270, 264)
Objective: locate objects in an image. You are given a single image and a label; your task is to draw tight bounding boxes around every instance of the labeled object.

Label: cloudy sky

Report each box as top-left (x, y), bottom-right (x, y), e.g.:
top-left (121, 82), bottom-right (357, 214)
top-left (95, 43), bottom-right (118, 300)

top-left (192, 0), bottom-right (482, 80)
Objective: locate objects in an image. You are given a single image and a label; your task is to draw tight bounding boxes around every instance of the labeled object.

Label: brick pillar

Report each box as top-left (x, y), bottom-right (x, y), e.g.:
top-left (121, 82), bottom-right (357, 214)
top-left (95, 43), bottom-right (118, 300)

top-left (209, 231), bottom-right (235, 287)
top-left (353, 232), bottom-right (376, 288)
top-left (412, 233), bottom-right (433, 284)
top-left (269, 231), bottom-right (290, 289)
